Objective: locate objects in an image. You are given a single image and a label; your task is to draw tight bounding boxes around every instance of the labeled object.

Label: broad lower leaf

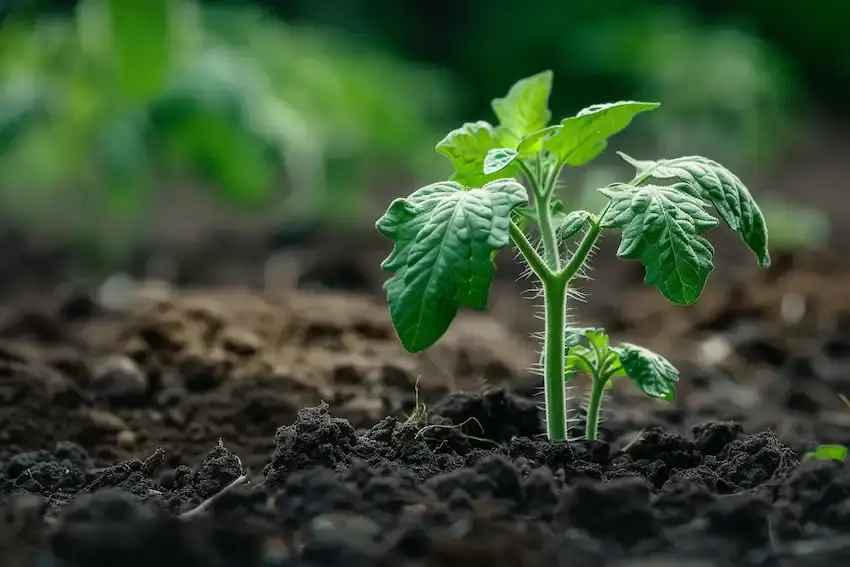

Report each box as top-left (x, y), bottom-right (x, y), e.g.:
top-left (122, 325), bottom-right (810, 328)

top-left (436, 121), bottom-right (515, 187)
top-left (376, 179), bottom-right (528, 352)
top-left (492, 70), bottom-right (553, 141)
top-left (556, 210), bottom-right (593, 242)
top-left (615, 343), bottom-right (679, 400)
top-left (600, 183), bottom-right (719, 305)
top-left (107, 0), bottom-right (172, 100)
top-left (618, 152), bottom-right (770, 267)
top-left (484, 148), bottom-right (519, 175)
top-left (517, 125), bottom-right (562, 155)
top-left (545, 101), bottom-right (660, 167)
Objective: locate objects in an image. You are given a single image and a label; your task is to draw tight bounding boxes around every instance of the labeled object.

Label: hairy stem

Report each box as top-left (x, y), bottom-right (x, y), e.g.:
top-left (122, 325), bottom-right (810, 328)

top-left (510, 221), bottom-right (549, 278)
top-left (560, 213), bottom-right (603, 282)
top-left (542, 277), bottom-right (568, 440)
top-left (585, 377), bottom-right (607, 441)
top-left (536, 193), bottom-right (561, 271)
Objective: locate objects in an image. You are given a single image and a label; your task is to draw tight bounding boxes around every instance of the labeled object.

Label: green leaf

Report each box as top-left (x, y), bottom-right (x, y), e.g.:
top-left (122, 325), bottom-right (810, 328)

top-left (565, 345), bottom-right (596, 378)
top-left (496, 126), bottom-right (521, 150)
top-left (107, 0), bottom-right (172, 100)
top-left (376, 179), bottom-right (528, 352)
top-left (545, 101), bottom-right (660, 167)
top-left (563, 327), bottom-right (600, 349)
top-left (585, 329), bottom-right (610, 353)
top-left (557, 210), bottom-right (593, 242)
top-left (599, 183), bottom-right (719, 305)
top-left (491, 70), bottom-right (553, 140)
top-left (517, 125), bottom-right (562, 155)
top-left (436, 121), bottom-right (516, 187)
top-left (618, 153), bottom-right (770, 267)
top-left (614, 343), bottom-right (679, 400)
top-left (484, 148), bottom-right (519, 175)
top-left (604, 353), bottom-right (627, 379)
top-left (563, 327), bottom-right (611, 381)
top-left (804, 444), bottom-right (848, 462)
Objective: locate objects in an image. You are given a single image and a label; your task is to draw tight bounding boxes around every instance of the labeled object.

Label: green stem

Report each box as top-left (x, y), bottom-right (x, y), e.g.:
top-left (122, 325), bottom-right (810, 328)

top-left (542, 159), bottom-right (561, 199)
top-left (542, 277), bottom-right (568, 440)
top-left (560, 213), bottom-right (604, 283)
top-left (515, 159), bottom-right (543, 200)
top-left (536, 189), bottom-right (560, 271)
top-left (585, 376), bottom-right (607, 441)
top-left (538, 159), bottom-right (568, 269)
top-left (515, 158), bottom-right (560, 271)
top-left (509, 221), bottom-right (549, 278)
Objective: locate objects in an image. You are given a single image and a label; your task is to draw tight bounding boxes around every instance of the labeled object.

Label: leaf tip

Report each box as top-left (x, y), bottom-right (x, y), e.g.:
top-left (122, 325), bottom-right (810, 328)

top-left (538, 69), bottom-right (554, 82)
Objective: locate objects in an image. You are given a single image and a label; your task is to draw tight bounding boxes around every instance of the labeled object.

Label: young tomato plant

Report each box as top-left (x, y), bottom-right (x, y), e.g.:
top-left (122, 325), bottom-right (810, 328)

top-left (376, 71), bottom-right (770, 441)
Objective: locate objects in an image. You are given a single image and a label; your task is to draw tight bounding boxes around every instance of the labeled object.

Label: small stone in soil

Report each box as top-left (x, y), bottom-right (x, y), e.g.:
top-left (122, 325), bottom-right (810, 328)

top-left (116, 430), bottom-right (136, 449)
top-left (91, 355), bottom-right (149, 403)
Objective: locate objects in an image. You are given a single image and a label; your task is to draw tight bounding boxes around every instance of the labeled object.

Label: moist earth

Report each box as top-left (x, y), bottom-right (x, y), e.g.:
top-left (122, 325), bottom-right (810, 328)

top-left (1, 239), bottom-right (850, 566)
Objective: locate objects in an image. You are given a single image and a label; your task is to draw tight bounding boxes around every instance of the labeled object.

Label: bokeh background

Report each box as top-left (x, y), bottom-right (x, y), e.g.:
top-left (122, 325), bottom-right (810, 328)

top-left (0, 0), bottom-right (847, 295)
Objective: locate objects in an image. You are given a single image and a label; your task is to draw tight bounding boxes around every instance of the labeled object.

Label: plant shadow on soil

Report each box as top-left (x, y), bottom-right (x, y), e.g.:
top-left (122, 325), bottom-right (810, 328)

top-left (1, 231), bottom-right (850, 566)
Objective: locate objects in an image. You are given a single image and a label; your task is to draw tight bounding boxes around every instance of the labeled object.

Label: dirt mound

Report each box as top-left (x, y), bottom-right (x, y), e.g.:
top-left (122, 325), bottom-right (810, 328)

top-left (0, 286), bottom-right (535, 471)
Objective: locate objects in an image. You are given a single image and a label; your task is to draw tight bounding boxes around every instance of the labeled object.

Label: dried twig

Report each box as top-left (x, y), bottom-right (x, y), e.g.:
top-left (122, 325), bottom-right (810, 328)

top-left (179, 475), bottom-right (248, 520)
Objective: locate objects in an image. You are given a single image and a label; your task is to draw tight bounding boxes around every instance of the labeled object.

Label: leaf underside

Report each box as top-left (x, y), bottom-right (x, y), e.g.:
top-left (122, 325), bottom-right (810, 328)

top-left (599, 183), bottom-right (719, 305)
top-left (376, 179), bottom-right (528, 352)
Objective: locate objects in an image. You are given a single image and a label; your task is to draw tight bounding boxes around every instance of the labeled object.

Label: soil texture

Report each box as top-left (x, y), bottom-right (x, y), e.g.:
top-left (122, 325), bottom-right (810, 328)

top-left (0, 227), bottom-right (849, 565)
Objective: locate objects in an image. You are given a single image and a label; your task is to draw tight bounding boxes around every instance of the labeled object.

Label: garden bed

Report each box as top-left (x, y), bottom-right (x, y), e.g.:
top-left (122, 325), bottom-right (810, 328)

top-left (1, 233), bottom-right (850, 566)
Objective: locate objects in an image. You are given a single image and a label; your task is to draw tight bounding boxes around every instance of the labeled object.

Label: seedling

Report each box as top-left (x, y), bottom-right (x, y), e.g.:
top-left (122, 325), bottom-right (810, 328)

top-left (804, 444), bottom-right (847, 463)
top-left (376, 71), bottom-right (770, 441)
top-left (804, 395), bottom-right (850, 463)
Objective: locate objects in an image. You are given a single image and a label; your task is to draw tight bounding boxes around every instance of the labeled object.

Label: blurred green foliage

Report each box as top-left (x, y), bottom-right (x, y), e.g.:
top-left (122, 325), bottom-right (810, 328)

top-left (276, 0), bottom-right (799, 166)
top-left (0, 0), bottom-right (842, 263)
top-left (0, 0), bottom-right (451, 260)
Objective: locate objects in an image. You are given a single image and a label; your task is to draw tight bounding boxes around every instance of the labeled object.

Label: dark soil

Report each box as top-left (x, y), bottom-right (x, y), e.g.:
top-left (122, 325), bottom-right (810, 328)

top-left (1, 222), bottom-right (850, 566)
top-left (3, 393), bottom-right (849, 567)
